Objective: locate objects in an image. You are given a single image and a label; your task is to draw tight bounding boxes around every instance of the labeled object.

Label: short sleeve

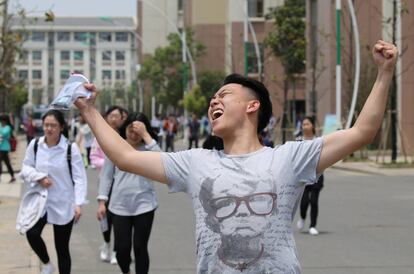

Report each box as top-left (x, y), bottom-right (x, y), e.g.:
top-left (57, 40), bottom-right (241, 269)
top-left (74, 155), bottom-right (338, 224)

top-left (288, 137), bottom-right (323, 185)
top-left (160, 150), bottom-right (193, 193)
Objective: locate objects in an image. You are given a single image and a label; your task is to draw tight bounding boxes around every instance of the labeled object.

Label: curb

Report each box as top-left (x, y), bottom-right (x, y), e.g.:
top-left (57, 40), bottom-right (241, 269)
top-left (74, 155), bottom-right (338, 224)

top-left (330, 165), bottom-right (384, 176)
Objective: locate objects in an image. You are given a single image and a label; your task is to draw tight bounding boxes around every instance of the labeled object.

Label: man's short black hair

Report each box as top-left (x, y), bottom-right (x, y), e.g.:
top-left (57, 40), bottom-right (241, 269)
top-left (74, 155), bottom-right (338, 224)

top-left (222, 74), bottom-right (273, 133)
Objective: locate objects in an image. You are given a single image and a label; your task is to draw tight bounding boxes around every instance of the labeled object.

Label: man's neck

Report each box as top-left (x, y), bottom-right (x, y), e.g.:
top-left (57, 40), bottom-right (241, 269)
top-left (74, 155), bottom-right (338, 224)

top-left (222, 131), bottom-right (263, 155)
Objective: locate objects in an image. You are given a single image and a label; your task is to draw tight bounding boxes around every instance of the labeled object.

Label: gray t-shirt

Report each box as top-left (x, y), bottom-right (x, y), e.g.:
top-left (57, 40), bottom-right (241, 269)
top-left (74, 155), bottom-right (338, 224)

top-left (161, 137), bottom-right (323, 274)
top-left (98, 141), bottom-right (160, 216)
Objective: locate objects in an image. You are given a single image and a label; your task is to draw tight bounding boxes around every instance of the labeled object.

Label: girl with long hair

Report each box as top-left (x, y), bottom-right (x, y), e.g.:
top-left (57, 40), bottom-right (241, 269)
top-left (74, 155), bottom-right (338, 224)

top-left (97, 112), bottom-right (160, 274)
top-left (296, 116), bottom-right (324, 235)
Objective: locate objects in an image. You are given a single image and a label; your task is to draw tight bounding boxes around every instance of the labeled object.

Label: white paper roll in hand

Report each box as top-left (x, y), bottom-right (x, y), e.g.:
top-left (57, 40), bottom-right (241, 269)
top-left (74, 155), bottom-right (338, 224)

top-left (49, 74), bottom-right (91, 110)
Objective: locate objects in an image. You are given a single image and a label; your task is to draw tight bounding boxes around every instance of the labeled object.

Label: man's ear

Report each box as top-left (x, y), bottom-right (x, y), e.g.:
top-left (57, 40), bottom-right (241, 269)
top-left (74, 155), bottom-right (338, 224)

top-left (246, 100), bottom-right (260, 114)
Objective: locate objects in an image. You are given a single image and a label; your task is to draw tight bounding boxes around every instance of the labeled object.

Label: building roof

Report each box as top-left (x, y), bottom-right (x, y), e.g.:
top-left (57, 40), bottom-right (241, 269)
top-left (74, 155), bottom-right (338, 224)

top-left (11, 16), bottom-right (136, 31)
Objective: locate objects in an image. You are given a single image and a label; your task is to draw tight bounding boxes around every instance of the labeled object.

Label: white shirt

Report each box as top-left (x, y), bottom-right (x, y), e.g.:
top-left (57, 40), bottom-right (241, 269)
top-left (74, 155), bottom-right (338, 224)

top-left (20, 136), bottom-right (88, 225)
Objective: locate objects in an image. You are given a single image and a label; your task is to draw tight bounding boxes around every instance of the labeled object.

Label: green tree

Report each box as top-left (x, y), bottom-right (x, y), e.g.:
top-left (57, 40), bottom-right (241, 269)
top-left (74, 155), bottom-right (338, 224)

top-left (265, 0), bottom-right (306, 142)
top-left (0, 1), bottom-right (29, 113)
top-left (138, 28), bottom-right (205, 112)
top-left (182, 85), bottom-right (207, 117)
top-left (9, 83), bottom-right (27, 113)
top-left (198, 70), bottom-right (226, 101)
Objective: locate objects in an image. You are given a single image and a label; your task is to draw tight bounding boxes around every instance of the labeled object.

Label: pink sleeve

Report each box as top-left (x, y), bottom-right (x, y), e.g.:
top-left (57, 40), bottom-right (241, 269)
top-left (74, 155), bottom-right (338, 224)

top-left (90, 138), bottom-right (105, 169)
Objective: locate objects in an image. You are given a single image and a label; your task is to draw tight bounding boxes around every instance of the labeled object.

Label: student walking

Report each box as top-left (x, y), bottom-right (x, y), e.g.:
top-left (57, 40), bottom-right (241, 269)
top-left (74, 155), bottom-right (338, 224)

top-left (188, 114), bottom-right (200, 149)
top-left (20, 109), bottom-right (87, 274)
top-left (75, 41), bottom-right (397, 273)
top-left (296, 116), bottom-right (324, 235)
top-left (90, 106), bottom-right (127, 264)
top-left (21, 115), bottom-right (36, 144)
top-left (0, 114), bottom-right (16, 183)
top-left (97, 112), bottom-right (159, 274)
top-left (163, 115), bottom-right (177, 152)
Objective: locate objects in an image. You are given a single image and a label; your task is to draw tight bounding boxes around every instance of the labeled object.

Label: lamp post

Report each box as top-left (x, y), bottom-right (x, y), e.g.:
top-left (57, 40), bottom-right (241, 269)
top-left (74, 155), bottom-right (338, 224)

top-left (137, 0), bottom-right (197, 86)
top-left (241, 0), bottom-right (262, 79)
top-left (243, 0), bottom-right (249, 76)
top-left (336, 0), bottom-right (342, 130)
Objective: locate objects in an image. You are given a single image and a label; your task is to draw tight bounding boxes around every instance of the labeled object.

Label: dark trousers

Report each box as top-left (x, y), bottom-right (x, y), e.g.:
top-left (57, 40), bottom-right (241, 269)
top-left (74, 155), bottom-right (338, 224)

top-left (112, 210), bottom-right (155, 274)
top-left (188, 136), bottom-right (199, 149)
top-left (300, 184), bottom-right (322, 228)
top-left (165, 134), bottom-right (175, 152)
top-left (0, 151), bottom-right (14, 178)
top-left (86, 147), bottom-right (91, 166)
top-left (26, 214), bottom-right (74, 274)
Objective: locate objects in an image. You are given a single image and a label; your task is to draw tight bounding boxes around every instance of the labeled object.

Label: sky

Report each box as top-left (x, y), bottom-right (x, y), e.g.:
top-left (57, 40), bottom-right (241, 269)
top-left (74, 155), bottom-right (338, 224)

top-left (9, 0), bottom-right (136, 17)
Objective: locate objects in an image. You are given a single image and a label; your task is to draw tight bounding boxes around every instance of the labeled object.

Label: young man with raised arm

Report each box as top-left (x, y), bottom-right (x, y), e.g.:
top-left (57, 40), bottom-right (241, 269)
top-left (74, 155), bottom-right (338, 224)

top-left (75, 40), bottom-right (397, 274)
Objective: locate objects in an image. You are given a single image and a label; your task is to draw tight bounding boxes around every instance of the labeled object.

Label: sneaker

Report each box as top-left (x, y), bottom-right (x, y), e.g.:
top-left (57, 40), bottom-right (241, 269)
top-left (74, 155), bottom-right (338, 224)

top-left (9, 177), bottom-right (16, 183)
top-left (100, 243), bottom-right (110, 262)
top-left (110, 251), bottom-right (118, 265)
top-left (296, 218), bottom-right (305, 230)
top-left (309, 227), bottom-right (319, 236)
top-left (41, 262), bottom-right (55, 274)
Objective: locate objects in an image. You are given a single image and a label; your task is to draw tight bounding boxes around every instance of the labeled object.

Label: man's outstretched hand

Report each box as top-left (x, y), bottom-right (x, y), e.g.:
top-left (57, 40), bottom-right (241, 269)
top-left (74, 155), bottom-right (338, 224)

top-left (74, 83), bottom-right (99, 111)
top-left (372, 40), bottom-right (398, 72)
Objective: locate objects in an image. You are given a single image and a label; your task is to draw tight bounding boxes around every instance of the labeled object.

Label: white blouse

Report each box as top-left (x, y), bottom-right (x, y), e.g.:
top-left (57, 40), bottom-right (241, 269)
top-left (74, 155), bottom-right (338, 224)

top-left (20, 136), bottom-right (88, 225)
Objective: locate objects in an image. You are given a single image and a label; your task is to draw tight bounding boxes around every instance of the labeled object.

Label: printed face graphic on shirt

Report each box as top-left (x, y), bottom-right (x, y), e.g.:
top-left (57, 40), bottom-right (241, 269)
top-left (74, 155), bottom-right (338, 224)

top-left (199, 172), bottom-right (278, 271)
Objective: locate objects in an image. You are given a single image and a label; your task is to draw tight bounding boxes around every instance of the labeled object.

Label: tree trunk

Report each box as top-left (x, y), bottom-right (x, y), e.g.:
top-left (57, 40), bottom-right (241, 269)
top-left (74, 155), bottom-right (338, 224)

top-left (0, 0), bottom-right (12, 112)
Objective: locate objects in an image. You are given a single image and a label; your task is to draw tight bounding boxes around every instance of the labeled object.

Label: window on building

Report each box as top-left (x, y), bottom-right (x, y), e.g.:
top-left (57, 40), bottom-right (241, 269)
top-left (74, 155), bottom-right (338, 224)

top-left (115, 51), bottom-right (125, 61)
top-left (74, 51), bottom-right (84, 61)
top-left (32, 70), bottom-right (42, 79)
top-left (57, 32), bottom-right (70, 42)
top-left (60, 51), bottom-right (70, 61)
top-left (18, 70), bottom-right (28, 80)
top-left (115, 70), bottom-right (125, 80)
top-left (99, 32), bottom-right (112, 42)
top-left (60, 70), bottom-right (70, 79)
top-left (102, 70), bottom-right (112, 80)
top-left (32, 89), bottom-right (43, 105)
top-left (102, 51), bottom-right (112, 61)
top-left (32, 31), bottom-right (45, 41)
top-left (32, 50), bottom-right (42, 61)
top-left (246, 42), bottom-right (264, 74)
top-left (248, 0), bottom-right (264, 17)
top-left (74, 32), bottom-right (88, 42)
top-left (115, 32), bottom-right (128, 42)
top-left (19, 50), bottom-right (29, 62)
top-left (178, 0), bottom-right (184, 12)
top-left (289, 99), bottom-right (306, 124)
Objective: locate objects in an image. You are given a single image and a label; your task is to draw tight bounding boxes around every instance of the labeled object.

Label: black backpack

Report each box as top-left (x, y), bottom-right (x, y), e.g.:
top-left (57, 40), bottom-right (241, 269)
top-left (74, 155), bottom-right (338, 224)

top-left (33, 138), bottom-right (74, 185)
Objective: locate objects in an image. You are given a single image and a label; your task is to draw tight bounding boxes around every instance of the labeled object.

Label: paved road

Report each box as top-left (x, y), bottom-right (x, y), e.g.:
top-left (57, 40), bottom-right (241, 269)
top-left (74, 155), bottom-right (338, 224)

top-left (297, 169), bottom-right (414, 274)
top-left (61, 167), bottom-right (414, 274)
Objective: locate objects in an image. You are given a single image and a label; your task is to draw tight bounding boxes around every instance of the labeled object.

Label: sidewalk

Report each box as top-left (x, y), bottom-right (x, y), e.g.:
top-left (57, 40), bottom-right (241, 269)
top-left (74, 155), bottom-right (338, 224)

top-left (332, 155), bottom-right (414, 176)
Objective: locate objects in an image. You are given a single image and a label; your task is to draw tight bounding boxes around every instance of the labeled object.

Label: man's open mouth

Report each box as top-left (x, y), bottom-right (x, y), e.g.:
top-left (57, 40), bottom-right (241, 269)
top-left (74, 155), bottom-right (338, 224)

top-left (212, 109), bottom-right (223, 120)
